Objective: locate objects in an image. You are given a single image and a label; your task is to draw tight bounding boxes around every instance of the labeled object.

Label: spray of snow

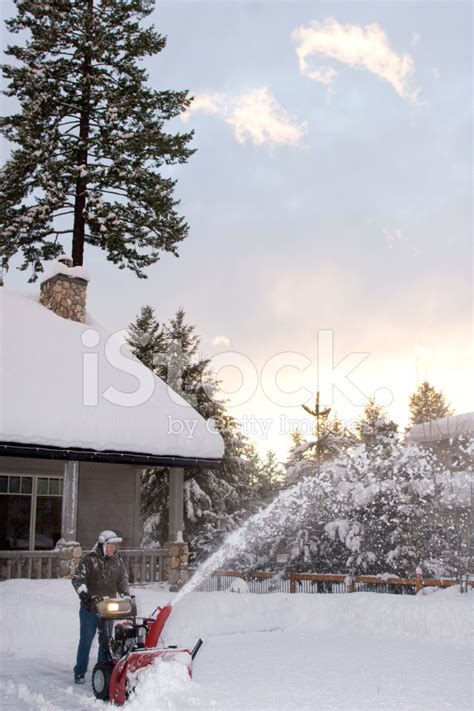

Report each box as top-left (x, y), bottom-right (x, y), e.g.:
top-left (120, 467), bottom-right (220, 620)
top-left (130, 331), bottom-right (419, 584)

top-left (173, 476), bottom-right (318, 605)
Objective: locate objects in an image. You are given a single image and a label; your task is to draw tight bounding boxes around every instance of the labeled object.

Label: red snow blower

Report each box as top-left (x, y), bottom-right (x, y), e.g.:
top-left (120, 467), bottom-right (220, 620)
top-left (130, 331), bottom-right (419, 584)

top-left (91, 596), bottom-right (202, 705)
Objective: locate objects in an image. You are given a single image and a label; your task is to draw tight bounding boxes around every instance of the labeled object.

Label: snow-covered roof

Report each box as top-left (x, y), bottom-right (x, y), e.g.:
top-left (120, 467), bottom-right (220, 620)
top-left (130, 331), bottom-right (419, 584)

top-left (407, 412), bottom-right (474, 444)
top-left (0, 288), bottom-right (224, 466)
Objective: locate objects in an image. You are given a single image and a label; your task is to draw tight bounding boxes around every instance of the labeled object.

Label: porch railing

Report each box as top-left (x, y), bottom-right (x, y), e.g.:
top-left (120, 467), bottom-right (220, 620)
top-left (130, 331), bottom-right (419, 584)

top-left (120, 548), bottom-right (167, 585)
top-left (0, 547), bottom-right (167, 583)
top-left (0, 550), bottom-right (61, 580)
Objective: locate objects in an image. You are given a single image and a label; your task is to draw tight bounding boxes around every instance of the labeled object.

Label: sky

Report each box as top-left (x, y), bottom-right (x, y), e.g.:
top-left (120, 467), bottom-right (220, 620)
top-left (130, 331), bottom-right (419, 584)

top-left (1, 1), bottom-right (472, 460)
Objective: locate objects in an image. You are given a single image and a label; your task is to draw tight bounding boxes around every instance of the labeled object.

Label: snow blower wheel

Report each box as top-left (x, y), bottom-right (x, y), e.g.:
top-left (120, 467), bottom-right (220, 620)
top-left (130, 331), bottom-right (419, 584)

top-left (92, 661), bottom-right (113, 701)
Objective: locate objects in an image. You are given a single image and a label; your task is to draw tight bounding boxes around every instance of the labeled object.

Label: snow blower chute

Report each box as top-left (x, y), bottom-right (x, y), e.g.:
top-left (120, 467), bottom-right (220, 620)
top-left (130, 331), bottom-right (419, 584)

top-left (90, 596), bottom-right (202, 705)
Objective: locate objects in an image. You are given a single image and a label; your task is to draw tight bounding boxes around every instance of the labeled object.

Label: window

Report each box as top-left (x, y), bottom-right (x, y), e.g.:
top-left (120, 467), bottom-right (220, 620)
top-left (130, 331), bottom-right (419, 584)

top-left (0, 474), bottom-right (63, 551)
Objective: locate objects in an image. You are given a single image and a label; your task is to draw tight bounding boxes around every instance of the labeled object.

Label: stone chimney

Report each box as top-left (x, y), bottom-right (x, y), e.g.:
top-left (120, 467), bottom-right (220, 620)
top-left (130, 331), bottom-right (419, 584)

top-left (39, 256), bottom-right (89, 323)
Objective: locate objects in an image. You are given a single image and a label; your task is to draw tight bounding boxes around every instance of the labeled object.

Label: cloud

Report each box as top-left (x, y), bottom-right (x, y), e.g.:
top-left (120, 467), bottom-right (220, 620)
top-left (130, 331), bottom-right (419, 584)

top-left (186, 94), bottom-right (224, 117)
top-left (212, 335), bottom-right (230, 347)
top-left (292, 18), bottom-right (420, 104)
top-left (182, 87), bottom-right (307, 149)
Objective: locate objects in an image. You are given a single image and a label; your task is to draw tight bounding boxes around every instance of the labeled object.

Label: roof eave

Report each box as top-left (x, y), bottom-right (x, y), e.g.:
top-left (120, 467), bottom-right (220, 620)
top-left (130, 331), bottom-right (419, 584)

top-left (0, 441), bottom-right (222, 469)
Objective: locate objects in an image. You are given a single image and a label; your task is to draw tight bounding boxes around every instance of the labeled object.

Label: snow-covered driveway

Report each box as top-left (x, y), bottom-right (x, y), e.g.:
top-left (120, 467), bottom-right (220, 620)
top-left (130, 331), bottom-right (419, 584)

top-left (0, 580), bottom-right (472, 710)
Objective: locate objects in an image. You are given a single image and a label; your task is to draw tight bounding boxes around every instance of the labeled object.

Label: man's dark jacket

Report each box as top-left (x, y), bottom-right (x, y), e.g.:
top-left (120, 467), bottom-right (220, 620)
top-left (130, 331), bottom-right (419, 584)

top-left (72, 543), bottom-right (129, 604)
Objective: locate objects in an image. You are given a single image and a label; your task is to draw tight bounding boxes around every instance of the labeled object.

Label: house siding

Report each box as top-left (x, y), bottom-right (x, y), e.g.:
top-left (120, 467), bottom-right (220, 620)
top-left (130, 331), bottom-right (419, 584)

top-left (0, 456), bottom-right (142, 551)
top-left (76, 461), bottom-right (141, 549)
top-left (0, 456), bottom-right (64, 476)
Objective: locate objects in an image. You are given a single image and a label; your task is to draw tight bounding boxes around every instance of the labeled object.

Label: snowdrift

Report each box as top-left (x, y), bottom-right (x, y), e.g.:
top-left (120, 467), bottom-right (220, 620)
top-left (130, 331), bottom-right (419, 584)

top-left (0, 578), bottom-right (471, 660)
top-left (0, 579), bottom-right (472, 710)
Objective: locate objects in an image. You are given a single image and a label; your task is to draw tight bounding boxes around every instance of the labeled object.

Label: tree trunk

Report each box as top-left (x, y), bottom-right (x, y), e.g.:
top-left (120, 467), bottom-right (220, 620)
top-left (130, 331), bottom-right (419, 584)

top-left (72, 0), bottom-right (93, 266)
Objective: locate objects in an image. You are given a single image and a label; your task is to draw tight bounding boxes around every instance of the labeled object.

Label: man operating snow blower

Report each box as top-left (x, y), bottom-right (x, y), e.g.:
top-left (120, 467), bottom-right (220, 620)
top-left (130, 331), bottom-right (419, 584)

top-left (71, 529), bottom-right (129, 684)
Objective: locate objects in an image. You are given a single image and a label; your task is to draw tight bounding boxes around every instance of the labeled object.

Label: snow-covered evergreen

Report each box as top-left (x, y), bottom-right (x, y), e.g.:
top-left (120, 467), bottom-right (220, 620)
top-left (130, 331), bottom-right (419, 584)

top-left (236, 401), bottom-right (471, 579)
top-left (128, 305), bottom-right (266, 560)
top-left (286, 393), bottom-right (353, 485)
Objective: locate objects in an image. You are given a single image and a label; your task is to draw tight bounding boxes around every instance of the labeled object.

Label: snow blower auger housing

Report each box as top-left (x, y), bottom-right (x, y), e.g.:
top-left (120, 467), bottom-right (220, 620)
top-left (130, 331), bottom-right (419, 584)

top-left (91, 597), bottom-right (202, 705)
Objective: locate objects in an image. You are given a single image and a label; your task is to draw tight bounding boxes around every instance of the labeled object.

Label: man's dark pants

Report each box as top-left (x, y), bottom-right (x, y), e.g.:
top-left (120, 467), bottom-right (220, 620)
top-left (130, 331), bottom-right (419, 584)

top-left (74, 606), bottom-right (111, 677)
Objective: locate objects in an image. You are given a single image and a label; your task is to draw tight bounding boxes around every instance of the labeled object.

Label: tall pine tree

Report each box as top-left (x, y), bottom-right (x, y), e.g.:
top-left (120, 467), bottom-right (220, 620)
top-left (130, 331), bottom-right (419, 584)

top-left (285, 392), bottom-right (353, 483)
top-left (409, 381), bottom-right (453, 426)
top-left (1, 0), bottom-right (194, 280)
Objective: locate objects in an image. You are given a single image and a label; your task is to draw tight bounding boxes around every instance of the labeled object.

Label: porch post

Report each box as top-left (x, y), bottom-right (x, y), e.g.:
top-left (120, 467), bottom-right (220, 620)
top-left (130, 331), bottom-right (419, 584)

top-left (57, 460), bottom-right (82, 578)
top-left (61, 460), bottom-right (79, 541)
top-left (165, 467), bottom-right (189, 591)
top-left (168, 466), bottom-right (184, 542)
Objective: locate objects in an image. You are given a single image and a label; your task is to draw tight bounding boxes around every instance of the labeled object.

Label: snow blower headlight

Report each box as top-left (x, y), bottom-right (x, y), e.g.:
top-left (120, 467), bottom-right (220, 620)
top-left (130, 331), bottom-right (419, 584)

top-left (97, 596), bottom-right (137, 619)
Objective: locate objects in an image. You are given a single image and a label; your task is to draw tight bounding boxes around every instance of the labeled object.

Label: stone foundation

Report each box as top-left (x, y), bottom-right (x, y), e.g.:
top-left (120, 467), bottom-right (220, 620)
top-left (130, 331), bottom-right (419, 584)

top-left (54, 539), bottom-right (82, 577)
top-left (40, 273), bottom-right (88, 323)
top-left (164, 541), bottom-right (189, 591)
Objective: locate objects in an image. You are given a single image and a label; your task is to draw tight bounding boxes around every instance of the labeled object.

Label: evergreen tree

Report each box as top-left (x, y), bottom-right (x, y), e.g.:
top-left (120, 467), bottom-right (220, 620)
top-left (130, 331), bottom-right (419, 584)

top-left (255, 450), bottom-right (285, 501)
top-left (302, 392), bottom-right (331, 467)
top-left (302, 392), bottom-right (353, 466)
top-left (409, 381), bottom-right (453, 426)
top-left (1, 0), bottom-right (194, 280)
top-left (323, 440), bottom-right (450, 577)
top-left (288, 428), bottom-right (305, 457)
top-left (285, 393), bottom-right (352, 485)
top-left (355, 397), bottom-right (398, 448)
top-left (128, 305), bottom-right (263, 560)
top-left (285, 428), bottom-right (316, 484)
top-left (162, 308), bottom-right (209, 406)
top-left (249, 439), bottom-right (453, 578)
top-left (126, 305), bottom-right (165, 372)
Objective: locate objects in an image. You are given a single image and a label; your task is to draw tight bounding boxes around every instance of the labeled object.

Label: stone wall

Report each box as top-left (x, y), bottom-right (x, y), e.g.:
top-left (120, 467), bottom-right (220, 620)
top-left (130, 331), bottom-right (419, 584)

top-left (40, 273), bottom-right (88, 323)
top-left (164, 542), bottom-right (189, 591)
top-left (55, 539), bottom-right (83, 577)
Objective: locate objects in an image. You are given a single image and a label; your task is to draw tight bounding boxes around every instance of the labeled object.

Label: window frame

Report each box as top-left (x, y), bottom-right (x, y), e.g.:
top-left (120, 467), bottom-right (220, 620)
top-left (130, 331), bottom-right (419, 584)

top-left (0, 472), bottom-right (63, 551)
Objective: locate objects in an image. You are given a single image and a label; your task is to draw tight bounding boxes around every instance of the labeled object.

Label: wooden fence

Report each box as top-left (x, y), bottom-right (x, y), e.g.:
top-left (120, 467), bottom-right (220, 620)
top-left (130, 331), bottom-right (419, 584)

top-left (1, 550), bottom-right (471, 595)
top-left (198, 570), bottom-right (473, 595)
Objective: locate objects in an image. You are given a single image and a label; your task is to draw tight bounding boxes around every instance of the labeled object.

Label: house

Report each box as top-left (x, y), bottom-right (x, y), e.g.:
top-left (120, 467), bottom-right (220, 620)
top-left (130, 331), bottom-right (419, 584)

top-left (0, 258), bottom-right (224, 585)
top-left (407, 412), bottom-right (473, 568)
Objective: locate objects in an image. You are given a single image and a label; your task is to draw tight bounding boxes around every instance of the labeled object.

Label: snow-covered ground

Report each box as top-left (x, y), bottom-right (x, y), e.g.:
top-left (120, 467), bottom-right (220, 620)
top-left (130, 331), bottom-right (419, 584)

top-left (0, 579), bottom-right (472, 710)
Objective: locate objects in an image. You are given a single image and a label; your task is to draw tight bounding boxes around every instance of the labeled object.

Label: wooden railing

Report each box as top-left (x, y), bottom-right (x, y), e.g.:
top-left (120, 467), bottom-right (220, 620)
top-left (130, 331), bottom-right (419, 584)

top-left (198, 570), bottom-right (473, 595)
top-left (0, 550), bottom-right (60, 580)
top-left (120, 548), bottom-right (167, 585)
top-left (0, 548), bottom-right (168, 583)
top-left (1, 550), bottom-right (471, 595)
